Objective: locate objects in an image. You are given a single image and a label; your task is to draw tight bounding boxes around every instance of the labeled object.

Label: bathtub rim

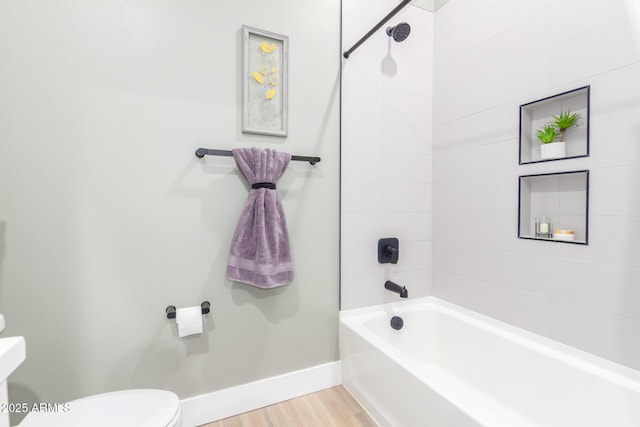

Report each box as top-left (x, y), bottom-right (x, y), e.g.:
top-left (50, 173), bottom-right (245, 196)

top-left (340, 296), bottom-right (640, 396)
top-left (341, 298), bottom-right (537, 426)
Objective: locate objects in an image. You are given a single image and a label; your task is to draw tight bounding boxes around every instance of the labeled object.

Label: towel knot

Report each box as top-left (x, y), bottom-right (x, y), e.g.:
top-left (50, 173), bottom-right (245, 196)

top-left (252, 182), bottom-right (277, 190)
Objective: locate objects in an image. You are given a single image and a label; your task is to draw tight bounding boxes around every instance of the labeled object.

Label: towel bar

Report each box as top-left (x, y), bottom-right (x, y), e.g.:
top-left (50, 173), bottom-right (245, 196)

top-left (195, 148), bottom-right (321, 165)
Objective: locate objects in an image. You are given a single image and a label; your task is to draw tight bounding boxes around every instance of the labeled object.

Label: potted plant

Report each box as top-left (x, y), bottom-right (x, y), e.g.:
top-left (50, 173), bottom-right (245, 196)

top-left (537, 110), bottom-right (582, 160)
top-left (536, 123), bottom-right (563, 160)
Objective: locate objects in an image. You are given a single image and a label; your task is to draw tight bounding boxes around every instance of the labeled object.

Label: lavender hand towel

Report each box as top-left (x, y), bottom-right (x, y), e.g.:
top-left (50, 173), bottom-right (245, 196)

top-left (226, 147), bottom-right (294, 288)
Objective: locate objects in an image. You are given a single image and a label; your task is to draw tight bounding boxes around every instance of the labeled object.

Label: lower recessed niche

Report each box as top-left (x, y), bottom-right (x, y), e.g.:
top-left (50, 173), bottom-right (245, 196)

top-left (518, 170), bottom-right (589, 245)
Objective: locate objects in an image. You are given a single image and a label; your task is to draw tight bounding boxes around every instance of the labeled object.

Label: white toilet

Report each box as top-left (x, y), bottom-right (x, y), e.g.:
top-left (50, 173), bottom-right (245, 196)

top-left (18, 389), bottom-right (182, 427)
top-left (0, 318), bottom-right (181, 427)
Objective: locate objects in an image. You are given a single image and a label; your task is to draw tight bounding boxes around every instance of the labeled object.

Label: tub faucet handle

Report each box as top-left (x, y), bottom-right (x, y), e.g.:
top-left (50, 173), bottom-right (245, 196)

top-left (378, 238), bottom-right (399, 264)
top-left (385, 245), bottom-right (398, 263)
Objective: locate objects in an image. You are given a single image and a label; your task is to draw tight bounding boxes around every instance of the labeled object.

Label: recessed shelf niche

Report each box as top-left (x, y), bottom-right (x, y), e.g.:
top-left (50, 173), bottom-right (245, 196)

top-left (519, 86), bottom-right (590, 164)
top-left (518, 170), bottom-right (589, 245)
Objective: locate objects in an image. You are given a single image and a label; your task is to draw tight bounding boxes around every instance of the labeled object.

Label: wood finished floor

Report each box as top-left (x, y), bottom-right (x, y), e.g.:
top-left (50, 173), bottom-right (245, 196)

top-left (200, 385), bottom-right (378, 427)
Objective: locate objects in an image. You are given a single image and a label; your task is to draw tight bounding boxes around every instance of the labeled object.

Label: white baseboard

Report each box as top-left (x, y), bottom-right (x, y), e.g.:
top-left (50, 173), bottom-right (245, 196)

top-left (180, 361), bottom-right (342, 427)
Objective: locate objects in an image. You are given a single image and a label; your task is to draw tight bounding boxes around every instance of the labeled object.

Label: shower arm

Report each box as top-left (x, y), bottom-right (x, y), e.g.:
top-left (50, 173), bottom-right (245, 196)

top-left (343, 0), bottom-right (412, 59)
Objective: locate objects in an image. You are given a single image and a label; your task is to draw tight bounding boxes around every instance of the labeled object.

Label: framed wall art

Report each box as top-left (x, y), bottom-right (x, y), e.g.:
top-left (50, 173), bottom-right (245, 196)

top-left (241, 25), bottom-right (289, 137)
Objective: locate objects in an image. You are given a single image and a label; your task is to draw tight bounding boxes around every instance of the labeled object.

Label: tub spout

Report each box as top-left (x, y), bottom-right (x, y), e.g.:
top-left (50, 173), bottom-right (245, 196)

top-left (385, 280), bottom-right (408, 298)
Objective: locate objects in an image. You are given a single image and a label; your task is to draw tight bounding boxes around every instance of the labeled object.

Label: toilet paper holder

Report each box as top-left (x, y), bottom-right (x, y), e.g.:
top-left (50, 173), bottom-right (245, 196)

top-left (166, 301), bottom-right (210, 319)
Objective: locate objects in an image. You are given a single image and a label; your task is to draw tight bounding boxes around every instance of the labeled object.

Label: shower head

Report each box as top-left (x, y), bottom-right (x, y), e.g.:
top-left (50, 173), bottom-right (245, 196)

top-left (386, 22), bottom-right (411, 42)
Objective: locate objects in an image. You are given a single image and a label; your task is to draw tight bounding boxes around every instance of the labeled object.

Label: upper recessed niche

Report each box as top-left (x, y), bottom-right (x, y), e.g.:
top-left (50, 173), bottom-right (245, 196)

top-left (519, 86), bottom-right (590, 165)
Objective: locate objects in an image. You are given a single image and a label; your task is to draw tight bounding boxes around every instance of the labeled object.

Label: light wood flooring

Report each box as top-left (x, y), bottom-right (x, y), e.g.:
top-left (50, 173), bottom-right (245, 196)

top-left (200, 385), bottom-right (378, 427)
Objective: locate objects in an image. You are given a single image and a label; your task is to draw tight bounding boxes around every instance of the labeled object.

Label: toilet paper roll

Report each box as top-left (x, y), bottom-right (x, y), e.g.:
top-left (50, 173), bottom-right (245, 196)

top-left (176, 306), bottom-right (203, 337)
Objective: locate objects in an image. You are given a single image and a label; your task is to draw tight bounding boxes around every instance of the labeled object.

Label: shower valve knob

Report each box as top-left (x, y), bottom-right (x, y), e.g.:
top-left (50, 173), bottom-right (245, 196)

top-left (378, 238), bottom-right (399, 264)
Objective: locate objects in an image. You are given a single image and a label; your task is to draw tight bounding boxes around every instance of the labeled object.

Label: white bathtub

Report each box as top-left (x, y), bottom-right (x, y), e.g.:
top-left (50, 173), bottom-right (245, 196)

top-left (340, 297), bottom-right (640, 427)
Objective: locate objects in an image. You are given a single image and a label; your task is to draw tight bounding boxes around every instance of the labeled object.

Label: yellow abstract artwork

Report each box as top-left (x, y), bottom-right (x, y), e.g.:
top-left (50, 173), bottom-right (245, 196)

top-left (242, 26), bottom-right (288, 137)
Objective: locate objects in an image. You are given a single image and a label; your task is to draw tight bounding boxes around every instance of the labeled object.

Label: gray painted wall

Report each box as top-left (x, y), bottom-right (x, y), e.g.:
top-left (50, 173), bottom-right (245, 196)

top-left (0, 0), bottom-right (340, 418)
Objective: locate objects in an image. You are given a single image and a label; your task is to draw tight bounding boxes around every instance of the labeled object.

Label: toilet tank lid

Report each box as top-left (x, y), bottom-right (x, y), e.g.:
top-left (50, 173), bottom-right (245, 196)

top-left (19, 389), bottom-right (181, 427)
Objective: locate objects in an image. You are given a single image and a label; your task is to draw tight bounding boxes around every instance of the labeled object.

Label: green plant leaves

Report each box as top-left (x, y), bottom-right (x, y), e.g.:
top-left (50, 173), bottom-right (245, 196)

top-left (552, 110), bottom-right (581, 131)
top-left (536, 123), bottom-right (559, 143)
top-left (536, 110), bottom-right (581, 143)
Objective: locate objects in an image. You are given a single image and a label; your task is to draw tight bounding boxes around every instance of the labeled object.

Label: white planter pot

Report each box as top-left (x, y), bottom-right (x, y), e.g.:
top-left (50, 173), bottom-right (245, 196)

top-left (540, 141), bottom-right (566, 160)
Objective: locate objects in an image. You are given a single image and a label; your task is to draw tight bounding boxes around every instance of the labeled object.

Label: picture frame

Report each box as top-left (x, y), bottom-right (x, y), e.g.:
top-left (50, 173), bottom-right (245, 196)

top-left (241, 25), bottom-right (289, 137)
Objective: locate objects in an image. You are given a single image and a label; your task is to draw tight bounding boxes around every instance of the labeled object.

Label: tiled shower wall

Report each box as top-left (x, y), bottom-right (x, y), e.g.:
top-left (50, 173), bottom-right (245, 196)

top-left (341, 1), bottom-right (434, 310)
top-left (342, 0), bottom-right (640, 371)
top-left (433, 0), bottom-right (640, 370)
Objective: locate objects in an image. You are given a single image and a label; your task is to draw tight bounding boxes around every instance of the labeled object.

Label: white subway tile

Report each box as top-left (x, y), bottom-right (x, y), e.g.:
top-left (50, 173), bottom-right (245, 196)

top-left (341, 212), bottom-right (383, 244)
top-left (433, 211), bottom-right (478, 243)
top-left (340, 273), bottom-right (386, 310)
top-left (490, 248), bottom-right (549, 296)
top-left (433, 103), bottom-right (518, 146)
top-left (589, 63), bottom-right (640, 122)
top-left (549, 261), bottom-right (640, 320)
top-left (383, 118), bottom-right (432, 155)
top-left (600, 266), bottom-right (640, 320)
top-left (431, 267), bottom-right (447, 298)
top-left (341, 178), bottom-right (383, 212)
top-left (443, 272), bottom-right (548, 336)
top-left (342, 113), bottom-right (384, 149)
top-left (341, 241), bottom-right (383, 280)
top-left (382, 181), bottom-right (432, 212)
top-left (342, 0), bottom-right (390, 22)
top-left (382, 90), bottom-right (432, 134)
top-left (441, 242), bottom-right (496, 283)
top-left (396, 240), bottom-right (432, 271)
top-left (549, 22), bottom-right (640, 86)
top-left (547, 258), bottom-right (602, 311)
top-left (382, 212), bottom-right (432, 241)
top-left (435, 0), bottom-right (500, 35)
top-left (589, 113), bottom-right (640, 168)
top-left (341, 76), bottom-right (383, 119)
top-left (587, 216), bottom-right (640, 268)
top-left (431, 146), bottom-right (448, 183)
top-left (382, 59), bottom-right (433, 98)
top-left (342, 146), bottom-right (383, 182)
top-left (384, 151), bottom-right (432, 183)
top-left (590, 167), bottom-right (640, 217)
top-left (548, 301), bottom-right (640, 371)
top-left (341, 50), bottom-right (384, 86)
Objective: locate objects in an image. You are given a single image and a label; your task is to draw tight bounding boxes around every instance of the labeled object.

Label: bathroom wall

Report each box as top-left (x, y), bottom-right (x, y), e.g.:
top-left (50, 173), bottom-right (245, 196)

top-left (433, 0), bottom-right (640, 369)
top-left (0, 0), bottom-right (340, 413)
top-left (341, 0), bottom-right (434, 310)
